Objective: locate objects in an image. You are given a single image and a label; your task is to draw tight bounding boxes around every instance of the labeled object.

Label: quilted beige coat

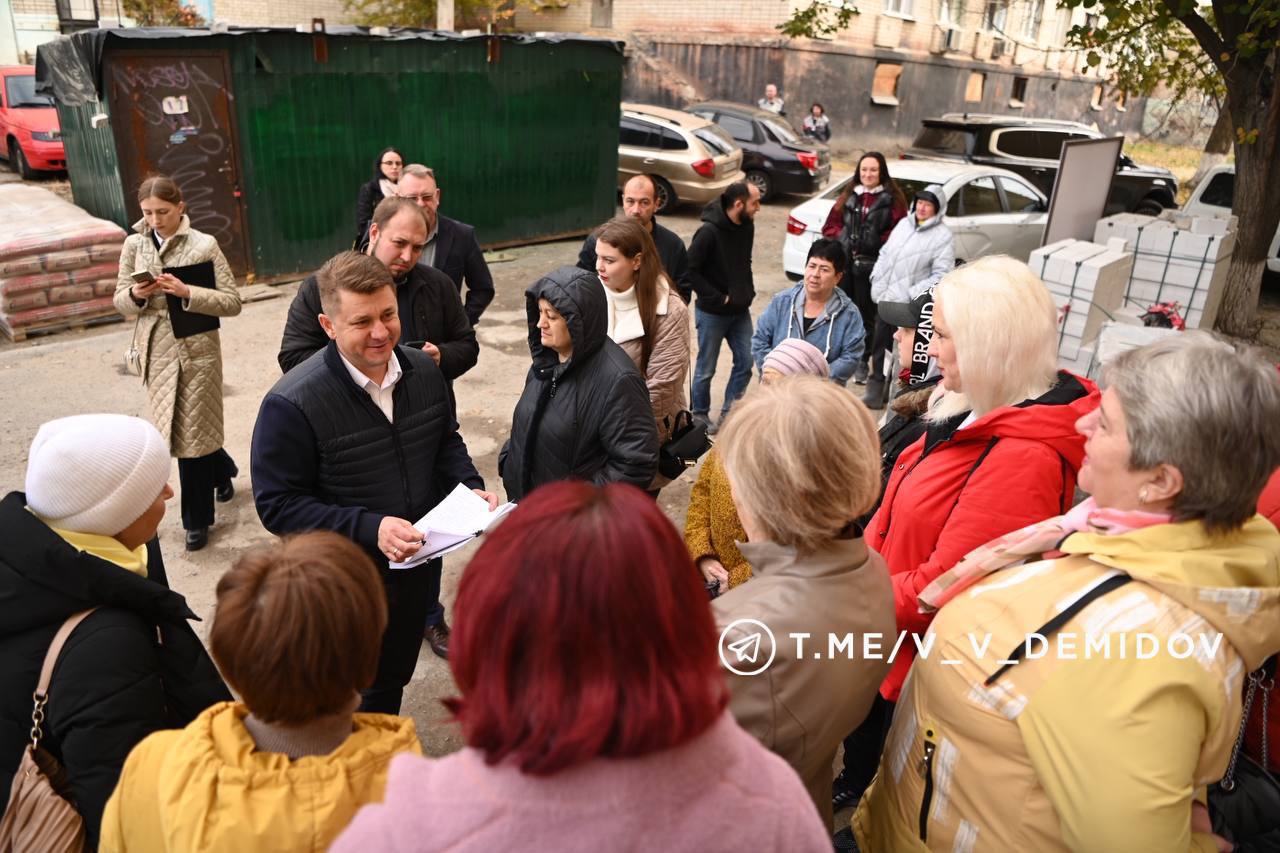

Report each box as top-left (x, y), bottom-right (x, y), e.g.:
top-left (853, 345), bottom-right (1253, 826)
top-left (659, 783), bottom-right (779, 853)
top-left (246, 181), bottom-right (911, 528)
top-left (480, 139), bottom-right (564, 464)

top-left (113, 216), bottom-right (241, 459)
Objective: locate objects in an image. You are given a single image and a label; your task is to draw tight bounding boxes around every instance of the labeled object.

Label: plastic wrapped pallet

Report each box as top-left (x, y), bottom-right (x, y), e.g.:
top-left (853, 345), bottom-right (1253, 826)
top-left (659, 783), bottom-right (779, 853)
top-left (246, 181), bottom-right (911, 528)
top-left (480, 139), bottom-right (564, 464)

top-left (1030, 237), bottom-right (1132, 370)
top-left (0, 183), bottom-right (127, 341)
top-left (1093, 212), bottom-right (1234, 330)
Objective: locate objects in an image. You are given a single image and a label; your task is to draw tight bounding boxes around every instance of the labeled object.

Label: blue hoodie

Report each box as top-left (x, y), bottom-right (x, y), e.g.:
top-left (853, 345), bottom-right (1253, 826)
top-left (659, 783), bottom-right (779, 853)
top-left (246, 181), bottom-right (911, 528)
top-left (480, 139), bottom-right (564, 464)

top-left (751, 283), bottom-right (865, 385)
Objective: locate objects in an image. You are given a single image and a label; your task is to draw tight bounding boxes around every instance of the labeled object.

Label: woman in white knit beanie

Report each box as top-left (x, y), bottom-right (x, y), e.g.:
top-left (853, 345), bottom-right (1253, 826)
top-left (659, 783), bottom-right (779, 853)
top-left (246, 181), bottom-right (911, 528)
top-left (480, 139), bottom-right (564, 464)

top-left (0, 414), bottom-right (229, 848)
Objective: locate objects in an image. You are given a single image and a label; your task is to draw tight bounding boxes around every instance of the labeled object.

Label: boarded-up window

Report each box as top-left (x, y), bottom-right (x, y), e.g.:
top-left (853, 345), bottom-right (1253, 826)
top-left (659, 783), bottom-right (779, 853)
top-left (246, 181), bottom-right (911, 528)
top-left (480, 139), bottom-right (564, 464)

top-left (1090, 84), bottom-right (1104, 110)
top-left (872, 63), bottom-right (903, 106)
top-left (1010, 75), bottom-right (1028, 107)
top-left (1115, 90), bottom-right (1127, 111)
top-left (965, 71), bottom-right (985, 102)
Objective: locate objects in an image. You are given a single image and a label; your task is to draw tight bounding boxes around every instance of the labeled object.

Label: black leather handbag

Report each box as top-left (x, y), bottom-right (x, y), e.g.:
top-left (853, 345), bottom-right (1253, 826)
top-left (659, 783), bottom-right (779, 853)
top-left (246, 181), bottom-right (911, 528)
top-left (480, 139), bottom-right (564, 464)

top-left (1210, 660), bottom-right (1280, 852)
top-left (658, 410), bottom-right (711, 481)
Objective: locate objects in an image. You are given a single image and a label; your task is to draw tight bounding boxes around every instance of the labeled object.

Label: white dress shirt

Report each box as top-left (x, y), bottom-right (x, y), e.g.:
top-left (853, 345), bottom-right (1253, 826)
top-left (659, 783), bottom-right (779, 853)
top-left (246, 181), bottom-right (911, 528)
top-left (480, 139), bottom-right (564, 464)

top-left (339, 349), bottom-right (402, 423)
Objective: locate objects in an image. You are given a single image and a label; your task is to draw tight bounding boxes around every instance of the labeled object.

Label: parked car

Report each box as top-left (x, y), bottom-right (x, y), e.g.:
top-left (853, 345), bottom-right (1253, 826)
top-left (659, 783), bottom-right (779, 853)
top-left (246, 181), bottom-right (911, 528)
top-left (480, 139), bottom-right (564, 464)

top-left (904, 114), bottom-right (1176, 216)
top-left (686, 100), bottom-right (831, 201)
top-left (0, 65), bottom-right (65, 178)
top-left (782, 159), bottom-right (1048, 280)
top-left (1183, 164), bottom-right (1280, 276)
top-left (617, 103), bottom-right (744, 214)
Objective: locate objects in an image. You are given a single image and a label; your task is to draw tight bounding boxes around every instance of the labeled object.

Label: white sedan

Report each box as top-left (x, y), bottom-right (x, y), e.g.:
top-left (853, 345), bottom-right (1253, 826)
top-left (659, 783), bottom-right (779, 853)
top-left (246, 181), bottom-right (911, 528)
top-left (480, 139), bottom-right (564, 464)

top-left (782, 159), bottom-right (1050, 279)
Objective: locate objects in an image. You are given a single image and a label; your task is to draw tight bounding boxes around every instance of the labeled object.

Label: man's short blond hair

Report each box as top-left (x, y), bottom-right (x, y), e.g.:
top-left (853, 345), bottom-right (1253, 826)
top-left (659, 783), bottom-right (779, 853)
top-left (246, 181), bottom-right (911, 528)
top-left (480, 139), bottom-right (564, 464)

top-left (717, 376), bottom-right (880, 554)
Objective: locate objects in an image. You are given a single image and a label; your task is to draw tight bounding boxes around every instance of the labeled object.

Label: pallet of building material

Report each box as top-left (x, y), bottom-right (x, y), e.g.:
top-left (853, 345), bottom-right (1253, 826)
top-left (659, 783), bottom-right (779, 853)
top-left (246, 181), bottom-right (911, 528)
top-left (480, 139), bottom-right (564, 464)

top-left (0, 184), bottom-right (127, 340)
top-left (0, 296), bottom-right (121, 342)
top-left (1031, 237), bottom-right (1132, 365)
top-left (1093, 212), bottom-right (1234, 330)
top-left (1088, 322), bottom-right (1182, 379)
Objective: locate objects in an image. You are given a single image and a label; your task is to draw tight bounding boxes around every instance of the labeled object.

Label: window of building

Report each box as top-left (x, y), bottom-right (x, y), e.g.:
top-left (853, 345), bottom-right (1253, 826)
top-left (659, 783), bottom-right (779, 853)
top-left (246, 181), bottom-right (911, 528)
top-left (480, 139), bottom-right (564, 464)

top-left (884, 0), bottom-right (915, 16)
top-left (1010, 75), bottom-right (1028, 107)
top-left (937, 0), bottom-right (964, 26)
top-left (982, 0), bottom-right (1008, 32)
top-left (965, 71), bottom-right (985, 102)
top-left (1114, 90), bottom-right (1128, 112)
top-left (1021, 0), bottom-right (1044, 40)
top-left (1090, 84), bottom-right (1105, 111)
top-left (1054, 7), bottom-right (1072, 42)
top-left (872, 63), bottom-right (903, 106)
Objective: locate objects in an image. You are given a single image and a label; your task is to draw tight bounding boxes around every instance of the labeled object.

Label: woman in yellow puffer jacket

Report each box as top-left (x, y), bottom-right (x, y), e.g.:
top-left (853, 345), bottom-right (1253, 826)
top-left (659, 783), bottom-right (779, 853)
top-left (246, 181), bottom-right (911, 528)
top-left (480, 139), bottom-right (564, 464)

top-left (852, 334), bottom-right (1280, 852)
top-left (99, 532), bottom-right (421, 852)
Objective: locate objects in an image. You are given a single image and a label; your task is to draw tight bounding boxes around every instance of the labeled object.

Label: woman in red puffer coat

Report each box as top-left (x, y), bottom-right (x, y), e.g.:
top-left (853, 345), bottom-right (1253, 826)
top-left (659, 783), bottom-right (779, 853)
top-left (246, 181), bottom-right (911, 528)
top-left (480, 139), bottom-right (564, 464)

top-left (831, 255), bottom-right (1100, 812)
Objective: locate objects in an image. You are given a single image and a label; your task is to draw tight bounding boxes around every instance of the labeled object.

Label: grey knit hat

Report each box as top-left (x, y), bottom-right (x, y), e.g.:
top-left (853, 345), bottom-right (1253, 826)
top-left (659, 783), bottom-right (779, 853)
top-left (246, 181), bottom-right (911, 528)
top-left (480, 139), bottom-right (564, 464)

top-left (762, 338), bottom-right (830, 378)
top-left (25, 414), bottom-right (171, 535)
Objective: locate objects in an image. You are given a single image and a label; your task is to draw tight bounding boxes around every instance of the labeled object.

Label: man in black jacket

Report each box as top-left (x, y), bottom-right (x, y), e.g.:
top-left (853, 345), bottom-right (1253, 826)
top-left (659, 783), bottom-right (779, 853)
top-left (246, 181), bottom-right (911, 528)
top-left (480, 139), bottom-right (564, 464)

top-left (253, 251), bottom-right (495, 714)
top-left (688, 181), bottom-right (761, 430)
top-left (280, 198), bottom-right (478, 379)
top-left (575, 174), bottom-right (693, 303)
top-left (393, 164), bottom-right (494, 327)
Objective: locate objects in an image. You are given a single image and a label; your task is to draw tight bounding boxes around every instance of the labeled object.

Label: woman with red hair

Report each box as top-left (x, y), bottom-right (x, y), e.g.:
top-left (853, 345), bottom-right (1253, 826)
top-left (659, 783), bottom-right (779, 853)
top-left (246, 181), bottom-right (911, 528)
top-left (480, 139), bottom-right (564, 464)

top-left (333, 482), bottom-right (830, 852)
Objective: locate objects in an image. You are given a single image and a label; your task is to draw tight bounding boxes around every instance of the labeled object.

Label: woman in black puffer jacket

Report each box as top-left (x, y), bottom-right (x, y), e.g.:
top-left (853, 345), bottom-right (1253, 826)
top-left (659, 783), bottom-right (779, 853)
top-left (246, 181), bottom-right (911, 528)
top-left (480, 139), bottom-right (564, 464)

top-left (0, 414), bottom-right (229, 850)
top-left (500, 266), bottom-right (658, 501)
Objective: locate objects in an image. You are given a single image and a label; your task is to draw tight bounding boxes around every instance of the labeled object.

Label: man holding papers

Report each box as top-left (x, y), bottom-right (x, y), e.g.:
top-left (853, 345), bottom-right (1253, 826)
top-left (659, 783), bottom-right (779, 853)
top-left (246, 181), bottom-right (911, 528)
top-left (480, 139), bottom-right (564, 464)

top-left (251, 250), bottom-right (496, 714)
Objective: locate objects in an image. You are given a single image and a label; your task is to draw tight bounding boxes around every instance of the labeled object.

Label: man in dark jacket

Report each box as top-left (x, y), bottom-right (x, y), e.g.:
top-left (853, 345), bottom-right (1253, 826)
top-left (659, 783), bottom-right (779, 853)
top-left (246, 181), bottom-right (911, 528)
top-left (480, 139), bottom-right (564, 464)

top-left (687, 181), bottom-right (761, 430)
top-left (499, 266), bottom-right (658, 501)
top-left (280, 198), bottom-right (478, 379)
top-left (0, 414), bottom-right (229, 846)
top-left (252, 251), bottom-right (494, 714)
top-left (575, 174), bottom-right (693, 303)
top-left (363, 164), bottom-right (494, 327)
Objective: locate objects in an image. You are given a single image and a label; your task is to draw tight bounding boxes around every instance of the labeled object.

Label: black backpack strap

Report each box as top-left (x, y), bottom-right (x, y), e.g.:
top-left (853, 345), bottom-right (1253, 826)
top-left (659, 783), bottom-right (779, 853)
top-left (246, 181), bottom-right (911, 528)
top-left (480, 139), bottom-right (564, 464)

top-left (985, 574), bottom-right (1132, 686)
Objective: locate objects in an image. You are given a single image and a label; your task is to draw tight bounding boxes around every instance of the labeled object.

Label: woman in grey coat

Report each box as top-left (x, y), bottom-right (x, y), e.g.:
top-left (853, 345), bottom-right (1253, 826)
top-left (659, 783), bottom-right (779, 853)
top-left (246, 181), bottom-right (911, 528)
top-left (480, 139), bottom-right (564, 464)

top-left (863, 184), bottom-right (954, 408)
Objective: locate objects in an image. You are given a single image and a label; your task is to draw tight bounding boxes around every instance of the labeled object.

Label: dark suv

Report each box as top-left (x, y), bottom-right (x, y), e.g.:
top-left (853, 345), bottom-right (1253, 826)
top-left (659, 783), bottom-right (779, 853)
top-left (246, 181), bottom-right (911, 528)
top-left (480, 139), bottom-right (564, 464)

top-left (904, 114), bottom-right (1177, 215)
top-left (687, 101), bottom-right (831, 201)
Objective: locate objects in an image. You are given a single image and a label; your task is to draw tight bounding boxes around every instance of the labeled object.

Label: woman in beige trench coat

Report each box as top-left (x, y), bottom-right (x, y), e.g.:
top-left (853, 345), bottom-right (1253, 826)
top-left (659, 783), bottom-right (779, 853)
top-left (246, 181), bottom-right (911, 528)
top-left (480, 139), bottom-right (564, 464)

top-left (591, 216), bottom-right (691, 496)
top-left (113, 175), bottom-right (242, 552)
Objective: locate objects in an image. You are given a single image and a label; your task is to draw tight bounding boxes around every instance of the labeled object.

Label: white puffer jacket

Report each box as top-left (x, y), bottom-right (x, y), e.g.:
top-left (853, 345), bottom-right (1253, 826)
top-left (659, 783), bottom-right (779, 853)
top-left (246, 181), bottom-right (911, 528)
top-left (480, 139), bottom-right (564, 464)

top-left (870, 186), bottom-right (955, 306)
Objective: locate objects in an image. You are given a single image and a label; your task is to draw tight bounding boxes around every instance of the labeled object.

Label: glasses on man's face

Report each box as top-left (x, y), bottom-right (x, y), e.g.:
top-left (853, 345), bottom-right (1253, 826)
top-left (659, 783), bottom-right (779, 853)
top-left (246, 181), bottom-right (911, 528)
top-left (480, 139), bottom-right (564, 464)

top-left (399, 192), bottom-right (436, 204)
top-left (382, 160), bottom-right (403, 166)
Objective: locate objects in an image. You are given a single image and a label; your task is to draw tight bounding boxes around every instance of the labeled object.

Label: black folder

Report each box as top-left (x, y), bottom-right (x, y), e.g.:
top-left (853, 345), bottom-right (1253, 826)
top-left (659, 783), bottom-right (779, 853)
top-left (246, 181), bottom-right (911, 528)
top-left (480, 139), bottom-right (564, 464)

top-left (163, 260), bottom-right (220, 339)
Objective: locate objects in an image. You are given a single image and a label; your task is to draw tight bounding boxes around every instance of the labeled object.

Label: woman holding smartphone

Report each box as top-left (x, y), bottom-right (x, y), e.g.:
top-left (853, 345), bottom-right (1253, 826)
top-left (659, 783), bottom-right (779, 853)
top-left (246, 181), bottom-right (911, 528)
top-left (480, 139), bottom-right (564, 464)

top-left (113, 175), bottom-right (242, 552)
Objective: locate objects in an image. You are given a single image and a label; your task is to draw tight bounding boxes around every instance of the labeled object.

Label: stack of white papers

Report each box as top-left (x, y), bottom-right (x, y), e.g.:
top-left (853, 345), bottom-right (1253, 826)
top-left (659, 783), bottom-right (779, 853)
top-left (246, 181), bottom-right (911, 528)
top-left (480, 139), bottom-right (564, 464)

top-left (389, 484), bottom-right (516, 570)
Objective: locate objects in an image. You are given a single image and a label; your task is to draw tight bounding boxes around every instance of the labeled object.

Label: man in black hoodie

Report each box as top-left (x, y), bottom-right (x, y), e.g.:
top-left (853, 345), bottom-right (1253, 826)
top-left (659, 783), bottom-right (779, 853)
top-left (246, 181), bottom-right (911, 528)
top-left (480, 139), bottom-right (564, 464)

top-left (687, 181), bottom-right (761, 430)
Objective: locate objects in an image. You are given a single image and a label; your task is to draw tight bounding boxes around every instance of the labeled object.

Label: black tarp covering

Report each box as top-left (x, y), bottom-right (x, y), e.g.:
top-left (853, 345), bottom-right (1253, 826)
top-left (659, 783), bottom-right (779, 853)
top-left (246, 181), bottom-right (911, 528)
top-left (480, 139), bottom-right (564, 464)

top-left (35, 27), bottom-right (624, 107)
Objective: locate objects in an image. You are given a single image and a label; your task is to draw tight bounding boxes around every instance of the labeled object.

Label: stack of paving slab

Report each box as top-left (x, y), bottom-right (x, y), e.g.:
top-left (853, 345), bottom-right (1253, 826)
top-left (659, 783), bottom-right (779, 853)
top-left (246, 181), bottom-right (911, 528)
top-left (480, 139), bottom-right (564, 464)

top-left (0, 183), bottom-right (127, 342)
top-left (1093, 211), bottom-right (1235, 330)
top-left (1030, 236), bottom-right (1133, 377)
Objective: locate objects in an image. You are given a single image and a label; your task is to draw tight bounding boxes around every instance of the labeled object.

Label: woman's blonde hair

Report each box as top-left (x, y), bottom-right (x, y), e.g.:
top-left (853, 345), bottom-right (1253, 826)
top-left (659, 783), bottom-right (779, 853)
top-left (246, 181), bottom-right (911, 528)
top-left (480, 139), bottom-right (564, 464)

top-left (717, 376), bottom-right (880, 553)
top-left (928, 255), bottom-right (1060, 421)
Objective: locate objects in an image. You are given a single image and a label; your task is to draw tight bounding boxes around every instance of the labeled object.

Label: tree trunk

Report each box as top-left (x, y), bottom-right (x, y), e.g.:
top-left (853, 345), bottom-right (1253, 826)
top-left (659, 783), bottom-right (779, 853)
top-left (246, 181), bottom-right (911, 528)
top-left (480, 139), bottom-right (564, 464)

top-left (1215, 56), bottom-right (1280, 338)
top-left (1187, 106), bottom-right (1232, 194)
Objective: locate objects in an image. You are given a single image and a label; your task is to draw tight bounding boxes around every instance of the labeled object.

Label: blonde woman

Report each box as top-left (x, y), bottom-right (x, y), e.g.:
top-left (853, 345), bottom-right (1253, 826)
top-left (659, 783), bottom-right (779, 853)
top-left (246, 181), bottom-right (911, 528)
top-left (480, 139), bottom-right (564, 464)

top-left (114, 176), bottom-right (242, 552)
top-left (713, 376), bottom-right (895, 830)
top-left (593, 216), bottom-right (691, 493)
top-left (832, 255), bottom-right (1101, 811)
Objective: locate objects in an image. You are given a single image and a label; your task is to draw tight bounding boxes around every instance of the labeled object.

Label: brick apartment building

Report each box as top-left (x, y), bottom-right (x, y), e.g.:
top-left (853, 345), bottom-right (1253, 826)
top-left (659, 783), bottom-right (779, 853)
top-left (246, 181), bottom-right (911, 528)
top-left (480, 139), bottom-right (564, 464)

top-left (517, 0), bottom-right (1144, 150)
top-left (0, 0), bottom-right (353, 64)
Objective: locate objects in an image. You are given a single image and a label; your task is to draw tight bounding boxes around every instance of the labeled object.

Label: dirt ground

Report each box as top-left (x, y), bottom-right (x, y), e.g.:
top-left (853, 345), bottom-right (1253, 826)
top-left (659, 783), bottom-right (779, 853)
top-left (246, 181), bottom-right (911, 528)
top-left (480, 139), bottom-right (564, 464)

top-left (0, 173), bottom-right (804, 758)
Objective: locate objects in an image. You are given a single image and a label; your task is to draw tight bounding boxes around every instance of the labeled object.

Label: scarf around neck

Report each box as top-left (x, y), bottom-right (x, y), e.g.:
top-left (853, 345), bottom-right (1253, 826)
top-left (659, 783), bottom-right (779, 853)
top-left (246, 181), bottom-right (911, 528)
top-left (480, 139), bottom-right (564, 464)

top-left (917, 497), bottom-right (1173, 614)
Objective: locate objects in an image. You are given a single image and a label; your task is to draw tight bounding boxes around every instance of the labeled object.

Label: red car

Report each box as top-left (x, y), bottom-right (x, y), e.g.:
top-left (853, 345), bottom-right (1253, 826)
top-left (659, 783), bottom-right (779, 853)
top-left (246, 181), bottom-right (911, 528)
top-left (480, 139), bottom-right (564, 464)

top-left (0, 65), bottom-right (65, 177)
